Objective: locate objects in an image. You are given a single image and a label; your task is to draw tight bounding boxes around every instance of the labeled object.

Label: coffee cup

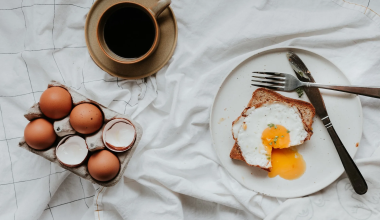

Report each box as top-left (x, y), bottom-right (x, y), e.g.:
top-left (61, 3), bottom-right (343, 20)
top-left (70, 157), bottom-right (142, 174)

top-left (97, 0), bottom-right (171, 64)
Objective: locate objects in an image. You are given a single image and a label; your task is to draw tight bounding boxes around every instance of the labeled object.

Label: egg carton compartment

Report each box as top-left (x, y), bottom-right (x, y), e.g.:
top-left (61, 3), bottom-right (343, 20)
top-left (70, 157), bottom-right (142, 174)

top-left (18, 80), bottom-right (143, 187)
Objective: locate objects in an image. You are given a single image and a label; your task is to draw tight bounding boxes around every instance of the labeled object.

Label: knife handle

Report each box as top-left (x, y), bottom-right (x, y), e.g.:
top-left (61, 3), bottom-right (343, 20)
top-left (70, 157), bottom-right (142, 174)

top-left (323, 118), bottom-right (367, 194)
top-left (308, 84), bottom-right (380, 98)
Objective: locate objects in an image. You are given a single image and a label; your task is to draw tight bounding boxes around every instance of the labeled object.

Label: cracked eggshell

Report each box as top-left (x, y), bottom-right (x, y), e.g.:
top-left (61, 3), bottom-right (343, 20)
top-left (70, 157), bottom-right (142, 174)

top-left (102, 119), bottom-right (136, 152)
top-left (56, 135), bottom-right (88, 168)
top-left (54, 115), bottom-right (76, 137)
top-left (19, 80), bottom-right (143, 187)
top-left (86, 124), bottom-right (106, 152)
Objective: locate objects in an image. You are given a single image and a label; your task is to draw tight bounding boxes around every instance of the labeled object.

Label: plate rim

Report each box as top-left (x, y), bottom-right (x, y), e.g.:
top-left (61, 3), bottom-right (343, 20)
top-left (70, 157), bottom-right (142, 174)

top-left (209, 46), bottom-right (363, 198)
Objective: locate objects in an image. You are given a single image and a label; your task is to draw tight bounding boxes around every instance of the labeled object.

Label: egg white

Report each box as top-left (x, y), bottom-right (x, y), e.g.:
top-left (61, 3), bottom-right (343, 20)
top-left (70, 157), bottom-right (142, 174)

top-left (232, 102), bottom-right (308, 168)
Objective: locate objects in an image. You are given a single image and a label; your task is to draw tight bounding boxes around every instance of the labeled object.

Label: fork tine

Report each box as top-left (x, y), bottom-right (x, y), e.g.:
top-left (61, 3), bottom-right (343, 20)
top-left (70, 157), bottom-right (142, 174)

top-left (253, 71), bottom-right (285, 77)
top-left (251, 75), bottom-right (285, 81)
top-left (251, 83), bottom-right (285, 91)
top-left (251, 79), bottom-right (285, 86)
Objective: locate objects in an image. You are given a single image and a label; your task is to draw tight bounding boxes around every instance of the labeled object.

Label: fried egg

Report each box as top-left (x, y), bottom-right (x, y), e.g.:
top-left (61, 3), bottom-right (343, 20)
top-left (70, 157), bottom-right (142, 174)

top-left (232, 102), bottom-right (308, 170)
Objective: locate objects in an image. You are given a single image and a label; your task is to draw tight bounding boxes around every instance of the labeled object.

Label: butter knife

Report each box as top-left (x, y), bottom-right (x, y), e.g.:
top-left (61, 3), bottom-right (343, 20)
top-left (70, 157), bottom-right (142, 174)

top-left (287, 51), bottom-right (367, 195)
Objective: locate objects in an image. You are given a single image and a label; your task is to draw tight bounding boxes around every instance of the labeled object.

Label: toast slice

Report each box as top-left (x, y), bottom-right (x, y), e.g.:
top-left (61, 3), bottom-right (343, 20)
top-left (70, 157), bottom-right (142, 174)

top-left (230, 88), bottom-right (315, 171)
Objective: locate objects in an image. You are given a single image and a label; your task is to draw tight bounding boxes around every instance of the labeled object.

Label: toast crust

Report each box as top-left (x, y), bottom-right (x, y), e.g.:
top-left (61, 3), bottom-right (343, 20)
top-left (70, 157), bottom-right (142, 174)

top-left (230, 88), bottom-right (316, 171)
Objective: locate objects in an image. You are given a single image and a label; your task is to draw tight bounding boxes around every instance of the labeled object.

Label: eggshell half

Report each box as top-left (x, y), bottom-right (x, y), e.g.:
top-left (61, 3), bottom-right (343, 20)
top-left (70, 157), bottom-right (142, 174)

top-left (102, 119), bottom-right (136, 152)
top-left (56, 135), bottom-right (88, 168)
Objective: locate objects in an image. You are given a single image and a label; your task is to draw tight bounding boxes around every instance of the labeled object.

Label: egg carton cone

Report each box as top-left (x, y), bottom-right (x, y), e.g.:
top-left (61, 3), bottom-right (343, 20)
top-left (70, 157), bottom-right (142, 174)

top-left (19, 80), bottom-right (143, 187)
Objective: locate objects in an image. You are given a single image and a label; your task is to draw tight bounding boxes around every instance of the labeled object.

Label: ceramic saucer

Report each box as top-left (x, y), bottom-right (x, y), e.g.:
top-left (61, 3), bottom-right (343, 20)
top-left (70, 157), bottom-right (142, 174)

top-left (85, 0), bottom-right (178, 79)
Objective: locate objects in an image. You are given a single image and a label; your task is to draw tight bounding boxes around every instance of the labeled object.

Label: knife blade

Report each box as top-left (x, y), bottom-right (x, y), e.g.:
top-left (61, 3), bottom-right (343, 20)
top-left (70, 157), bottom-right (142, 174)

top-left (286, 51), bottom-right (367, 195)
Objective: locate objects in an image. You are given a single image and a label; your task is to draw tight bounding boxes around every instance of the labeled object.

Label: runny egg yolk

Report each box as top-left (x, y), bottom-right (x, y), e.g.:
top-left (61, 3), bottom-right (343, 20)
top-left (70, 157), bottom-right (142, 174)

top-left (261, 124), bottom-right (290, 149)
top-left (268, 148), bottom-right (306, 180)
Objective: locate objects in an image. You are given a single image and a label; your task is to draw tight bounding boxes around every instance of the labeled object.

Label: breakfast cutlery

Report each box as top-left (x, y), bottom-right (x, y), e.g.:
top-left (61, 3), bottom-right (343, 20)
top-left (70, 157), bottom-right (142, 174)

top-left (280, 51), bottom-right (367, 195)
top-left (251, 72), bottom-right (380, 98)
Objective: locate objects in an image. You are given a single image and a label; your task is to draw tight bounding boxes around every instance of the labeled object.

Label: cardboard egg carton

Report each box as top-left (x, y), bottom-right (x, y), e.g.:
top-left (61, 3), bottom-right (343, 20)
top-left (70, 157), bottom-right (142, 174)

top-left (18, 80), bottom-right (143, 187)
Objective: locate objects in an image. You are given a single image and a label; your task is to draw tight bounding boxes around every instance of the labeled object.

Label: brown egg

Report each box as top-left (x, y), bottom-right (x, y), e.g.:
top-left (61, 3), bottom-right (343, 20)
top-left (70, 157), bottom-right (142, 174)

top-left (88, 150), bottom-right (120, 181)
top-left (40, 87), bottom-right (72, 119)
top-left (70, 103), bottom-right (103, 134)
top-left (24, 118), bottom-right (57, 150)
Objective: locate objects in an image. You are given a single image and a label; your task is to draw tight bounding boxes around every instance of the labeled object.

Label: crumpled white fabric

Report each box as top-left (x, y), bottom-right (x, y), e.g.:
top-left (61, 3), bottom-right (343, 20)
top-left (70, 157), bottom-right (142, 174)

top-left (265, 147), bottom-right (380, 220)
top-left (1, 0), bottom-right (380, 219)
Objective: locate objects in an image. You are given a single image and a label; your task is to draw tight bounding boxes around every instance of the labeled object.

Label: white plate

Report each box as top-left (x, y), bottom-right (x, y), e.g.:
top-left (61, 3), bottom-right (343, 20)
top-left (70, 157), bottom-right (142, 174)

top-left (210, 47), bottom-right (362, 198)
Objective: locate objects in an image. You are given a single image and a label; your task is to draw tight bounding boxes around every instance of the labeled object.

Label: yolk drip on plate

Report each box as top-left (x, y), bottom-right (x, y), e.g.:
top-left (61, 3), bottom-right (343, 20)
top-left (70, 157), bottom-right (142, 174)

top-left (268, 148), bottom-right (306, 180)
top-left (262, 124), bottom-right (290, 149)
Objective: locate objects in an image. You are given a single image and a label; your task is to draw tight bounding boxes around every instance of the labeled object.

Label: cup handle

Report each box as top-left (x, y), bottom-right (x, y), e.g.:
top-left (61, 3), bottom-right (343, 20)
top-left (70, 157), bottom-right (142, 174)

top-left (149, 0), bottom-right (171, 19)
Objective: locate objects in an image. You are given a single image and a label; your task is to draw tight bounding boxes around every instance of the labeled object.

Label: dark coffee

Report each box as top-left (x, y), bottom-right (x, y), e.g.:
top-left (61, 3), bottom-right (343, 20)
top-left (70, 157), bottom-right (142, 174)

top-left (104, 6), bottom-right (156, 58)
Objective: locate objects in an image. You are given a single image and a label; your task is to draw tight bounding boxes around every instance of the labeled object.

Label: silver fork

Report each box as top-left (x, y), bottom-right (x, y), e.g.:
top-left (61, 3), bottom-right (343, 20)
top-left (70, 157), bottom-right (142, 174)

top-left (251, 72), bottom-right (380, 98)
